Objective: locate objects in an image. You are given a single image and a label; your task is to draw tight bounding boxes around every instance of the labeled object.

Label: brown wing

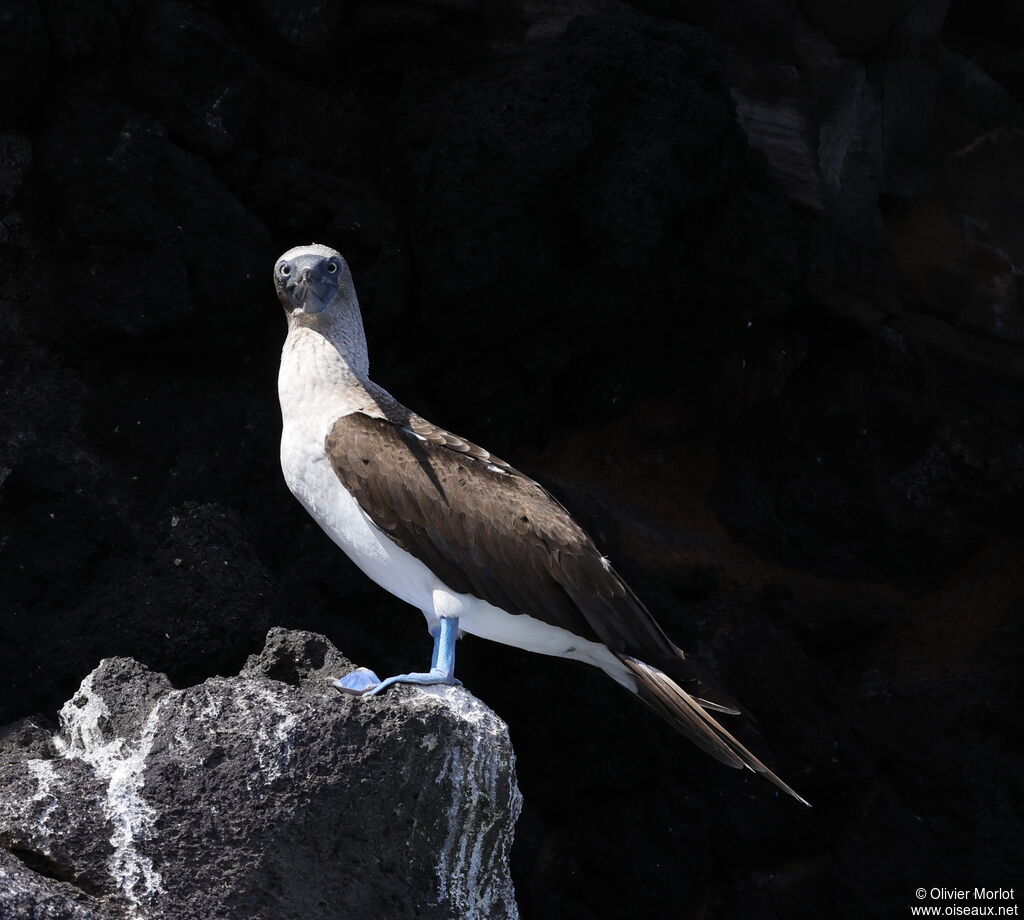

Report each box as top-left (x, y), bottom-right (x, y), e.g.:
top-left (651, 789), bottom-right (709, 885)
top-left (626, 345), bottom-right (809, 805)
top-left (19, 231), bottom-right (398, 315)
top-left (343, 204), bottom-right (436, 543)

top-left (404, 414), bottom-right (516, 471)
top-left (325, 411), bottom-right (678, 654)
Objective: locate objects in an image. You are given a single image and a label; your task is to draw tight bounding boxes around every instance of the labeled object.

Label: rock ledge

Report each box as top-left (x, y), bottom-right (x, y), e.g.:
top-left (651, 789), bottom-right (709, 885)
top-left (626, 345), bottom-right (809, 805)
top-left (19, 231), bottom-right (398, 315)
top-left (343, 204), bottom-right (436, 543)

top-left (0, 628), bottom-right (521, 920)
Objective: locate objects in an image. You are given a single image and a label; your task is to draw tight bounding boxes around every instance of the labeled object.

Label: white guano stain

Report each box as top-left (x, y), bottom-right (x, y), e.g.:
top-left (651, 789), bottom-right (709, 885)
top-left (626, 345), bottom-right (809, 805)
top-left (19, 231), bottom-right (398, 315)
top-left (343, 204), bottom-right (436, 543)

top-left (25, 758), bottom-right (59, 840)
top-left (53, 668), bottom-right (167, 917)
top-left (419, 685), bottom-right (522, 920)
top-left (188, 679), bottom-right (301, 790)
top-left (249, 682), bottom-right (300, 785)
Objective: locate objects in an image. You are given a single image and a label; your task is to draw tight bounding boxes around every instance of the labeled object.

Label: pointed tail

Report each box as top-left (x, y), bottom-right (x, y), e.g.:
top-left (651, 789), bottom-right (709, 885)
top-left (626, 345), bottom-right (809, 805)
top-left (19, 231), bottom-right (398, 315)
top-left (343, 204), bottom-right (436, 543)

top-left (619, 655), bottom-right (810, 806)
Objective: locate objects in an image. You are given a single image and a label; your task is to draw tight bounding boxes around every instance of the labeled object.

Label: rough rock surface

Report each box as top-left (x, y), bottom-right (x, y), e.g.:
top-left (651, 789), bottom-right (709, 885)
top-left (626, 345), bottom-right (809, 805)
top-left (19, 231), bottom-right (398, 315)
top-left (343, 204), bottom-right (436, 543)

top-left (0, 1), bottom-right (1022, 918)
top-left (0, 629), bottom-right (521, 920)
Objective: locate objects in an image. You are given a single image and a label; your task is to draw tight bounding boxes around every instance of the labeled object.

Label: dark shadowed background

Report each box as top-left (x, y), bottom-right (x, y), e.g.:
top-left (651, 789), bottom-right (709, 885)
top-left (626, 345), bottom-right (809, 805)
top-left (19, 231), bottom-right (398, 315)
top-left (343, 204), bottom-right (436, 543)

top-left (1, 0), bottom-right (1022, 917)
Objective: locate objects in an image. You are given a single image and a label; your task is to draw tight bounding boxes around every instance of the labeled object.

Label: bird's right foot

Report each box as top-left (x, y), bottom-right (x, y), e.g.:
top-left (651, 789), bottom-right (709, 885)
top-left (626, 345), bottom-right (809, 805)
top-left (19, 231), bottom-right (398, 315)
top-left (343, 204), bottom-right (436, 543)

top-left (333, 667), bottom-right (382, 696)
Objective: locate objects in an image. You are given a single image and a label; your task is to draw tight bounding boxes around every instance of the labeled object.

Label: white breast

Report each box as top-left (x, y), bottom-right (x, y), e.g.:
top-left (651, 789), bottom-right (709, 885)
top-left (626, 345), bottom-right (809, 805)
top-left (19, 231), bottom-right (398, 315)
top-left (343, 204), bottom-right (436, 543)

top-left (278, 338), bottom-right (438, 612)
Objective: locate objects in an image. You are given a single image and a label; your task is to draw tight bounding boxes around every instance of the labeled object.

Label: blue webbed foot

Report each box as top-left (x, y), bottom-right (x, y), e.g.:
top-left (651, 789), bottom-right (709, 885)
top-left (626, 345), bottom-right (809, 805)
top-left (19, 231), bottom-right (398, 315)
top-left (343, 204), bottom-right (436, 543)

top-left (333, 667), bottom-right (382, 696)
top-left (366, 670), bottom-right (462, 696)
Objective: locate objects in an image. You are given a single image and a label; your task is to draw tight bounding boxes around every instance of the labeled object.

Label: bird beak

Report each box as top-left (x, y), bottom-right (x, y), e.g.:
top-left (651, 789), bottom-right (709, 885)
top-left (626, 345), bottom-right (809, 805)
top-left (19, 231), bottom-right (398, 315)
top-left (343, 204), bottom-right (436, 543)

top-left (288, 267), bottom-right (333, 315)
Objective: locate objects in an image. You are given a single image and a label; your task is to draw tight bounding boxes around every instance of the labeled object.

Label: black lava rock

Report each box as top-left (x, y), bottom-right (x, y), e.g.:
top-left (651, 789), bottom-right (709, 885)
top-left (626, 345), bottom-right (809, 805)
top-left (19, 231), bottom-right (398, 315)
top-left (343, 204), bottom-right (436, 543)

top-left (0, 629), bottom-right (521, 919)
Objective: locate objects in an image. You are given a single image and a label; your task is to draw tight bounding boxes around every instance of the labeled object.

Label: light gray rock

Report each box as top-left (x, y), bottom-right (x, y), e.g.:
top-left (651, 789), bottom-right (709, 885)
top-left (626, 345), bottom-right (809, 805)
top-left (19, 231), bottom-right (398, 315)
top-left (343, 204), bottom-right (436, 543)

top-left (0, 628), bottom-right (521, 920)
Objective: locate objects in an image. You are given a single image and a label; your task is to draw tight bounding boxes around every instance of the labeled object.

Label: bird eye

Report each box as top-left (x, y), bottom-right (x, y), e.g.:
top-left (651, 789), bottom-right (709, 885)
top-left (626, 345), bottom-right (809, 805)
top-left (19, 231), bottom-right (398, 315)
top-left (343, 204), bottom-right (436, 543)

top-left (278, 263), bottom-right (291, 277)
top-left (326, 261), bottom-right (338, 274)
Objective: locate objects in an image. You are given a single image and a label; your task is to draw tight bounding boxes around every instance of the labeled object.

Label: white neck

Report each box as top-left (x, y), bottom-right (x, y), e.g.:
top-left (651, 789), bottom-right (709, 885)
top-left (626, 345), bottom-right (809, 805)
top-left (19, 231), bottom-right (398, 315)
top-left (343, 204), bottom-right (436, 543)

top-left (280, 280), bottom-right (369, 394)
top-left (278, 290), bottom-right (406, 435)
top-left (291, 287), bottom-right (370, 381)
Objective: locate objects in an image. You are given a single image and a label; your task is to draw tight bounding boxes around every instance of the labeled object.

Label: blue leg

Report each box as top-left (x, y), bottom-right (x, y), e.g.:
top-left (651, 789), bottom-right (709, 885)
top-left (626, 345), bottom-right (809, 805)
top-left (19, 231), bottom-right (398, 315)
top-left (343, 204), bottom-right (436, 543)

top-left (367, 616), bottom-right (462, 695)
top-left (333, 618), bottom-right (461, 697)
top-left (333, 614), bottom-right (462, 696)
top-left (429, 623), bottom-right (441, 670)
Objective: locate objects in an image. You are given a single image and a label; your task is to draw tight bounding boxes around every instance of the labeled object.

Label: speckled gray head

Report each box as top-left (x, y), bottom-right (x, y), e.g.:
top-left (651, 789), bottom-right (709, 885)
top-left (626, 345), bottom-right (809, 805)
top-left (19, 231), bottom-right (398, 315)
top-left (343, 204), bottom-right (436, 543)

top-left (274, 243), bottom-right (353, 317)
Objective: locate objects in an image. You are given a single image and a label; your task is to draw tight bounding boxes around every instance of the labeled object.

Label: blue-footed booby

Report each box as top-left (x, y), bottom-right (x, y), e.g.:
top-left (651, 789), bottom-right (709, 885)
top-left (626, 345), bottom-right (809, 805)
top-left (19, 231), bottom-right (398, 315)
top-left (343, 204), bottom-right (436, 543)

top-left (275, 243), bottom-right (808, 805)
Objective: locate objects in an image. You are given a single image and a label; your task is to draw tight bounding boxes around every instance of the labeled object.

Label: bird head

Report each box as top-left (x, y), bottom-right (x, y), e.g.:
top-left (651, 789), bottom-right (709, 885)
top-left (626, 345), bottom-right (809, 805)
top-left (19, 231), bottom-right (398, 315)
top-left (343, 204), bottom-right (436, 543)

top-left (274, 243), bottom-right (353, 322)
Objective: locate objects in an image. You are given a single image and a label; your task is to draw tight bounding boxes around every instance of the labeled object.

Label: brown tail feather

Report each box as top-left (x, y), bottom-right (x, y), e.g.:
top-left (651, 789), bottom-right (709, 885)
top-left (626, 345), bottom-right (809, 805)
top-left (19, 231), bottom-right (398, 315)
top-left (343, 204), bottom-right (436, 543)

top-left (619, 655), bottom-right (810, 806)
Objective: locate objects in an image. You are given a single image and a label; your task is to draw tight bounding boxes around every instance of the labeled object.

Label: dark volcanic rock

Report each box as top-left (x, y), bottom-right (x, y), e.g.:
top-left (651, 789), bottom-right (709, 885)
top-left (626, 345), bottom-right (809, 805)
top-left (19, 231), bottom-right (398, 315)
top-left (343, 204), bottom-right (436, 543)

top-left (0, 849), bottom-right (110, 920)
top-left (0, 629), bottom-right (521, 920)
top-left (32, 97), bottom-right (271, 344)
top-left (126, 1), bottom-right (260, 156)
top-left (384, 13), bottom-right (803, 444)
top-left (0, 0), bottom-right (50, 125)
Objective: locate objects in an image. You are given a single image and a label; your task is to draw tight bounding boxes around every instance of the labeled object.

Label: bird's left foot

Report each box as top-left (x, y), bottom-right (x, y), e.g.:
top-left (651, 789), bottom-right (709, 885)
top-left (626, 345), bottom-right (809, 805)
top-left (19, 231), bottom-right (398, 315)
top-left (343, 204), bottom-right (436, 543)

top-left (369, 670), bottom-right (462, 696)
top-left (333, 669), bottom-right (462, 697)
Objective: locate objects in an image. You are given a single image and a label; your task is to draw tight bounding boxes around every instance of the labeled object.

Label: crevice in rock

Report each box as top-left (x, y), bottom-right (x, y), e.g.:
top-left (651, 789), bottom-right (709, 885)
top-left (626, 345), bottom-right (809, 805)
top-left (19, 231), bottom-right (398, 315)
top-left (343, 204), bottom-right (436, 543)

top-left (3, 844), bottom-right (106, 897)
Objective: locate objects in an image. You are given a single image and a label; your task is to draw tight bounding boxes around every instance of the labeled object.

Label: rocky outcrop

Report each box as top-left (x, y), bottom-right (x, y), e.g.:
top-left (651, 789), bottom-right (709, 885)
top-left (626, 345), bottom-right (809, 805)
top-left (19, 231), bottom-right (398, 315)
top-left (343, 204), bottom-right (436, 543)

top-left (0, 629), bottom-right (521, 920)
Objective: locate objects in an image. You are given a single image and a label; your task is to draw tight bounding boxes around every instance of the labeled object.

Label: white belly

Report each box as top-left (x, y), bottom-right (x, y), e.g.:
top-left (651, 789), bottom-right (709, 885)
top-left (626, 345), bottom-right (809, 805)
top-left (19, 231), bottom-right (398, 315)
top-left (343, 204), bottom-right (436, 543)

top-left (281, 418), bottom-right (437, 611)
